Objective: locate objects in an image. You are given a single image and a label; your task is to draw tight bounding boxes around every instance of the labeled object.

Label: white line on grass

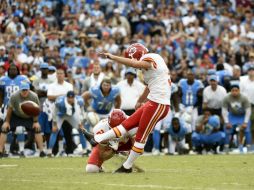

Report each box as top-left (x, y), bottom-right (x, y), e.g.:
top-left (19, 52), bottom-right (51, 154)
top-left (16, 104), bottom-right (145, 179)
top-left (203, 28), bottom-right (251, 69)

top-left (0, 178), bottom-right (243, 190)
top-left (0, 164), bottom-right (18, 167)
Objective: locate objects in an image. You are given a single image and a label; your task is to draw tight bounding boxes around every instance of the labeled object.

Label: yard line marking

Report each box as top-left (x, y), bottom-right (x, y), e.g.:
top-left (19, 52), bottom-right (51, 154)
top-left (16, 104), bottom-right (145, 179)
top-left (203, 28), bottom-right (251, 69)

top-left (0, 178), bottom-right (236, 190)
top-left (222, 182), bottom-right (250, 186)
top-left (0, 164), bottom-right (18, 168)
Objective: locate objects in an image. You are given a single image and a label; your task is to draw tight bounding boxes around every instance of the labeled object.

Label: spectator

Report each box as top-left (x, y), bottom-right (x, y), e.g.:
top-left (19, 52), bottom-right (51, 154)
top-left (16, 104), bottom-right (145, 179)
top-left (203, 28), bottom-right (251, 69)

top-left (203, 75), bottom-right (227, 115)
top-left (82, 62), bottom-right (104, 92)
top-left (117, 68), bottom-right (145, 116)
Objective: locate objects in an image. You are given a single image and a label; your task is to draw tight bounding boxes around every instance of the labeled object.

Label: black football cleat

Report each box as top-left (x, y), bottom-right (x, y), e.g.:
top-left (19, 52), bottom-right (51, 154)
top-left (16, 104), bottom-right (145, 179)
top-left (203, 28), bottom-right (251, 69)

top-left (81, 129), bottom-right (98, 147)
top-left (40, 151), bottom-right (46, 158)
top-left (114, 165), bottom-right (132, 173)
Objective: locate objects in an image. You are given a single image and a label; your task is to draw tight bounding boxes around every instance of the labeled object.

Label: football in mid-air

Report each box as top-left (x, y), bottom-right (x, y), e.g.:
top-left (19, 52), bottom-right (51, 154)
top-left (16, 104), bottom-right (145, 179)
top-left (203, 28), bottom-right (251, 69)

top-left (20, 101), bottom-right (40, 117)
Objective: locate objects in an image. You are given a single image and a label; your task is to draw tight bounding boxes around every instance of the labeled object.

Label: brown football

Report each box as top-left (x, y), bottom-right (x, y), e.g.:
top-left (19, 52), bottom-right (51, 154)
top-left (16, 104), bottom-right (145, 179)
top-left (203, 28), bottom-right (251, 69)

top-left (20, 101), bottom-right (40, 117)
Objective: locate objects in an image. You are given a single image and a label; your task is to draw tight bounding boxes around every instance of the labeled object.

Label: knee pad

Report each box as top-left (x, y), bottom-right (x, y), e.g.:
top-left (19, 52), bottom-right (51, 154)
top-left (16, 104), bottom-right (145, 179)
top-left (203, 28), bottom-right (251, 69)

top-left (86, 164), bottom-right (100, 173)
top-left (15, 126), bottom-right (25, 135)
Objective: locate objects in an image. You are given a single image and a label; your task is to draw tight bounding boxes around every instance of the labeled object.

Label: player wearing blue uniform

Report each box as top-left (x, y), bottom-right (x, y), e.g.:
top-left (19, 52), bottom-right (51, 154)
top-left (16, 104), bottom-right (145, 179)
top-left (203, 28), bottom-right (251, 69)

top-left (167, 117), bottom-right (189, 155)
top-left (0, 64), bottom-right (29, 156)
top-left (82, 77), bottom-right (121, 119)
top-left (0, 64), bottom-right (29, 109)
top-left (222, 82), bottom-right (251, 153)
top-left (178, 69), bottom-right (203, 151)
top-left (178, 70), bottom-right (204, 108)
top-left (192, 115), bottom-right (225, 154)
top-left (47, 91), bottom-right (85, 156)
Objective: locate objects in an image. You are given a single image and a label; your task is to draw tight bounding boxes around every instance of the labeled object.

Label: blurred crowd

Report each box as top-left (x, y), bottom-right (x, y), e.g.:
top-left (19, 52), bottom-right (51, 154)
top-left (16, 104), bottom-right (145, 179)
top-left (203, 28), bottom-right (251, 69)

top-left (0, 0), bottom-right (254, 157)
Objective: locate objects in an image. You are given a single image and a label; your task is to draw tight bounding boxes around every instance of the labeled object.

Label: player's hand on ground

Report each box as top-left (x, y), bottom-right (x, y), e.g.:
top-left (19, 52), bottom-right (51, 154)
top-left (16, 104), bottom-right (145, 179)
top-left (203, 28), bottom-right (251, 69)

top-left (2, 121), bottom-right (10, 132)
top-left (33, 122), bottom-right (41, 132)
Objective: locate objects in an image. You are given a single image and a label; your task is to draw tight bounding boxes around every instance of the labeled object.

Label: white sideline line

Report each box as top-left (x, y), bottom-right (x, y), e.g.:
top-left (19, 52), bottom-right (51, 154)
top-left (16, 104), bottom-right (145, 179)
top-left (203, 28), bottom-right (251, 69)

top-left (0, 178), bottom-right (242, 190)
top-left (0, 164), bottom-right (18, 168)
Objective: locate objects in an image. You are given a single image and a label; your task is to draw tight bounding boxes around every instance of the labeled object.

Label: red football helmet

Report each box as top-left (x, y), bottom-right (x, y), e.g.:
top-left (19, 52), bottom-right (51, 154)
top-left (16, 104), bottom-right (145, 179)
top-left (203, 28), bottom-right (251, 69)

top-left (124, 43), bottom-right (148, 60)
top-left (108, 109), bottom-right (127, 128)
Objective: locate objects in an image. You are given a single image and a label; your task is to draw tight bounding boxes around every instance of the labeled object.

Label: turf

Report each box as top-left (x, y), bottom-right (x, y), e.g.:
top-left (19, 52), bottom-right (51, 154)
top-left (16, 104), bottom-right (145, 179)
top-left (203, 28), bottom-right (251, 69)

top-left (0, 155), bottom-right (254, 190)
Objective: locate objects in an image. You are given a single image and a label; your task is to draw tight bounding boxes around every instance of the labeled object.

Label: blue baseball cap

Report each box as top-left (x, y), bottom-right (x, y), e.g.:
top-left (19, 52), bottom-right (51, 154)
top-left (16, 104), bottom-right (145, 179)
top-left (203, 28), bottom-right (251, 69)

top-left (48, 66), bottom-right (56, 71)
top-left (40, 62), bottom-right (49, 69)
top-left (209, 75), bottom-right (218, 81)
top-left (20, 82), bottom-right (30, 90)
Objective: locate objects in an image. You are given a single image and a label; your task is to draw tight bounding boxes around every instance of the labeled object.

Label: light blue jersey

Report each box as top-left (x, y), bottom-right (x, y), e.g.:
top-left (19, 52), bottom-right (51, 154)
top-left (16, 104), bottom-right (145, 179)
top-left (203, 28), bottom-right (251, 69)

top-left (89, 86), bottom-right (120, 115)
top-left (0, 75), bottom-right (29, 105)
top-left (168, 119), bottom-right (187, 141)
top-left (178, 79), bottom-right (203, 106)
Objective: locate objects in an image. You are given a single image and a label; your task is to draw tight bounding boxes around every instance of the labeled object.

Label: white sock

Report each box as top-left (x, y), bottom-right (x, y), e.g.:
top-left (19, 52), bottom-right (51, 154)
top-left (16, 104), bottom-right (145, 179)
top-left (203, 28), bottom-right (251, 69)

top-left (58, 140), bottom-right (64, 153)
top-left (4, 143), bottom-right (10, 154)
top-left (47, 148), bottom-right (52, 154)
top-left (123, 150), bottom-right (140, 169)
top-left (18, 142), bottom-right (25, 152)
top-left (123, 142), bottom-right (145, 169)
top-left (95, 125), bottom-right (127, 143)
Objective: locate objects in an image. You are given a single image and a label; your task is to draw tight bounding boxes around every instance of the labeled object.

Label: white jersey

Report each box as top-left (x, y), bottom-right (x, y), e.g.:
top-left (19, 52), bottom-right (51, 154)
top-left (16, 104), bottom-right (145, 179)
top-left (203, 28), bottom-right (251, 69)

top-left (140, 53), bottom-right (171, 105)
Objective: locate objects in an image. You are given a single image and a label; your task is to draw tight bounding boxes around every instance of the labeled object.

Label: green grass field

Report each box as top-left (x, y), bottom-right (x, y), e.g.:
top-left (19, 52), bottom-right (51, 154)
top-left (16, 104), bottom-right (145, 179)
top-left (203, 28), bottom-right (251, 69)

top-left (1, 155), bottom-right (254, 190)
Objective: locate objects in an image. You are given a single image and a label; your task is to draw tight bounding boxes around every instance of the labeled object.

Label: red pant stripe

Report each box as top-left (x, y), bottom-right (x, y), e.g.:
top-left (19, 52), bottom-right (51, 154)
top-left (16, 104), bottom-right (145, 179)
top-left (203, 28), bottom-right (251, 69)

top-left (141, 104), bottom-right (166, 143)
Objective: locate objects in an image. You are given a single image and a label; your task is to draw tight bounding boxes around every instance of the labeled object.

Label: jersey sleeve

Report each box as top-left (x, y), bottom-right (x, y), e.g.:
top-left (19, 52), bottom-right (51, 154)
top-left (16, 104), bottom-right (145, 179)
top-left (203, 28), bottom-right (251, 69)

top-left (93, 119), bottom-right (108, 134)
top-left (142, 56), bottom-right (156, 70)
top-left (76, 96), bottom-right (84, 107)
top-left (242, 95), bottom-right (251, 109)
top-left (55, 96), bottom-right (63, 108)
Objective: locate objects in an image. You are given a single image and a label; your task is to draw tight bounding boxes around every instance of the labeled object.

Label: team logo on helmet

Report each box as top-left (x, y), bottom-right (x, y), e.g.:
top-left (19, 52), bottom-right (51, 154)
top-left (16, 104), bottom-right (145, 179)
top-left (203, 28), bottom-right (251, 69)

top-left (108, 109), bottom-right (127, 128)
top-left (125, 43), bottom-right (148, 60)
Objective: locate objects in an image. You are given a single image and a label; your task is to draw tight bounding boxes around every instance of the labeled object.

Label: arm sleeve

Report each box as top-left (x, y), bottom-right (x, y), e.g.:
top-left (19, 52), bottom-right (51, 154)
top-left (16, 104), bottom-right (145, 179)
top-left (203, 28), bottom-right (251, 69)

top-left (244, 107), bottom-right (251, 123)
